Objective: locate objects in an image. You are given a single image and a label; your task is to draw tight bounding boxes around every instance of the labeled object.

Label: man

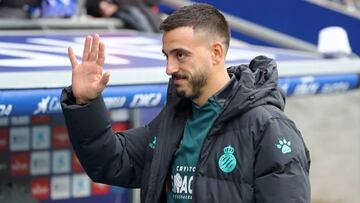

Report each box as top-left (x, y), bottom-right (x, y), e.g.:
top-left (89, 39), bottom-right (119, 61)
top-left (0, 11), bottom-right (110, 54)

top-left (61, 3), bottom-right (311, 202)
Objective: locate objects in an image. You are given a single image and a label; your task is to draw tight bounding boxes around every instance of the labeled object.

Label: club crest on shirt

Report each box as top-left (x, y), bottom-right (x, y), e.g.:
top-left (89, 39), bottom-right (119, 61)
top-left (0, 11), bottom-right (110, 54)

top-left (218, 145), bottom-right (236, 173)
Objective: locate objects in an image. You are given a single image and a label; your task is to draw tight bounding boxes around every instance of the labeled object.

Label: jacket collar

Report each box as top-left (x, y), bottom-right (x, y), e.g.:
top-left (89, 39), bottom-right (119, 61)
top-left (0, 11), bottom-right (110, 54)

top-left (213, 73), bottom-right (238, 108)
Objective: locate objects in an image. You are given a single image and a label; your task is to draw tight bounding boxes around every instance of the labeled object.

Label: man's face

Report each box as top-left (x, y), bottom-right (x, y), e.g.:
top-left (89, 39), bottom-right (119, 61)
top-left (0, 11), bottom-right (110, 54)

top-left (162, 27), bottom-right (213, 100)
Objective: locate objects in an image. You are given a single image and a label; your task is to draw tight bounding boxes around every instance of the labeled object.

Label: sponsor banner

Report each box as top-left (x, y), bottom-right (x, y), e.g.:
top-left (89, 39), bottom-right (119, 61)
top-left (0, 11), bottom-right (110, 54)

top-left (0, 84), bottom-right (168, 116)
top-left (31, 177), bottom-right (50, 200)
top-left (52, 150), bottom-right (71, 174)
top-left (72, 152), bottom-right (84, 173)
top-left (9, 127), bottom-right (30, 152)
top-left (52, 126), bottom-right (70, 148)
top-left (0, 104), bottom-right (12, 117)
top-left (92, 181), bottom-right (110, 196)
top-left (0, 128), bottom-right (9, 151)
top-left (51, 175), bottom-right (70, 200)
top-left (279, 74), bottom-right (359, 96)
top-left (30, 151), bottom-right (50, 176)
top-left (0, 155), bottom-right (9, 177)
top-left (10, 153), bottom-right (29, 176)
top-left (72, 173), bottom-right (91, 198)
top-left (0, 117), bottom-right (9, 126)
top-left (32, 126), bottom-right (51, 150)
top-left (33, 95), bottom-right (62, 115)
top-left (2, 74), bottom-right (360, 117)
top-left (10, 116), bottom-right (30, 125)
top-left (31, 115), bottom-right (52, 124)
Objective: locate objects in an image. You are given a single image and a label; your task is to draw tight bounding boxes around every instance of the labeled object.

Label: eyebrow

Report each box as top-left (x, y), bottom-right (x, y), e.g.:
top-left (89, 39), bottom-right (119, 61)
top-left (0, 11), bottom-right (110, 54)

top-left (162, 48), bottom-right (191, 57)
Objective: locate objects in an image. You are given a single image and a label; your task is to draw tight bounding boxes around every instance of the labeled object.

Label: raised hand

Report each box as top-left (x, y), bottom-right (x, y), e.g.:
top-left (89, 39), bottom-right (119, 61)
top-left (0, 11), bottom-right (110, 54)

top-left (68, 34), bottom-right (110, 105)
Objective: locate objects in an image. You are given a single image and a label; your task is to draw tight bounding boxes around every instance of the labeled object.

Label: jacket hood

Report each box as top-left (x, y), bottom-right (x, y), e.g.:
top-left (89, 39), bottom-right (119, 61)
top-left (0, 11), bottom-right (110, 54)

top-left (220, 55), bottom-right (286, 122)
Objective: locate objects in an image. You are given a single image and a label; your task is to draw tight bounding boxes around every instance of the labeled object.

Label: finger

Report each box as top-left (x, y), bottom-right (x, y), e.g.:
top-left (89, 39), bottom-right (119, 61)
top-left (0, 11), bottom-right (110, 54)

top-left (97, 41), bottom-right (105, 66)
top-left (89, 33), bottom-right (100, 61)
top-left (100, 71), bottom-right (110, 88)
top-left (68, 47), bottom-right (78, 67)
top-left (82, 35), bottom-right (91, 62)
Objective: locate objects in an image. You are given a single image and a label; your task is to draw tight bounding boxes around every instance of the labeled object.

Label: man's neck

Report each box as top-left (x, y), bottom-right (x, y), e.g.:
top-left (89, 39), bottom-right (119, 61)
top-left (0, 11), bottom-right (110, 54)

top-left (193, 65), bottom-right (230, 106)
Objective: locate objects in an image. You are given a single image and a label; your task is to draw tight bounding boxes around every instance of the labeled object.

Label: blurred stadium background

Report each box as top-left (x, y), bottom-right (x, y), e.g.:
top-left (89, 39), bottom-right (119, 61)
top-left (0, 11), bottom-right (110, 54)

top-left (0, 0), bottom-right (359, 203)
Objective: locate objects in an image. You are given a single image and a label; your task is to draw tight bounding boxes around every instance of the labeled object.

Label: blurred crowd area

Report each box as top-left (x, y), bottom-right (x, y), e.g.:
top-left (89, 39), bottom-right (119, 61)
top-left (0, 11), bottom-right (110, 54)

top-left (0, 0), bottom-right (161, 32)
top-left (0, 0), bottom-right (85, 18)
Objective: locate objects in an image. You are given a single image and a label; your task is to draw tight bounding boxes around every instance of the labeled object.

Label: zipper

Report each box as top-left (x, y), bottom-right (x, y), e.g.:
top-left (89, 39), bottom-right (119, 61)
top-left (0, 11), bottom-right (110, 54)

top-left (191, 83), bottom-right (241, 201)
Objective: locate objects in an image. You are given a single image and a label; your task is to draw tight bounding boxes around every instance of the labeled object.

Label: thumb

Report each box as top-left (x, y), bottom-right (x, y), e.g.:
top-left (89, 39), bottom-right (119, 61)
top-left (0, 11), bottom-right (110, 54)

top-left (100, 71), bottom-right (110, 87)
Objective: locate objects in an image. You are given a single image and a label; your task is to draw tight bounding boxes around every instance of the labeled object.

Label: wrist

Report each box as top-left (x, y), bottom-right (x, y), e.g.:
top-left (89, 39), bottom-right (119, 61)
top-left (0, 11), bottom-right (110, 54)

top-left (75, 97), bottom-right (90, 105)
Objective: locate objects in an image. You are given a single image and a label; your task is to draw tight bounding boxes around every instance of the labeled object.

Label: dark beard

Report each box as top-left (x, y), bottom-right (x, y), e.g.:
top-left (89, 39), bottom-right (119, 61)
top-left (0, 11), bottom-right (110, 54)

top-left (175, 71), bottom-right (208, 100)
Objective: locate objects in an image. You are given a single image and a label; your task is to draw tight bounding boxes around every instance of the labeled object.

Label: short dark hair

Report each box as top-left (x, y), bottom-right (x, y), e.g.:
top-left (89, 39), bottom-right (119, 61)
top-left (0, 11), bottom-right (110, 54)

top-left (160, 3), bottom-right (230, 51)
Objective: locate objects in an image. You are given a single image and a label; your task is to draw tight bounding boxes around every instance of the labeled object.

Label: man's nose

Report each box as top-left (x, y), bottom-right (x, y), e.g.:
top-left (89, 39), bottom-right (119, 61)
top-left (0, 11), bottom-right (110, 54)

top-left (165, 58), bottom-right (178, 76)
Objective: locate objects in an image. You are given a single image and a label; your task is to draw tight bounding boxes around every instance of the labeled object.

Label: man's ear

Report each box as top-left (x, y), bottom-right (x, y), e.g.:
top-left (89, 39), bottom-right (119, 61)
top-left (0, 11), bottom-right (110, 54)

top-left (212, 41), bottom-right (225, 65)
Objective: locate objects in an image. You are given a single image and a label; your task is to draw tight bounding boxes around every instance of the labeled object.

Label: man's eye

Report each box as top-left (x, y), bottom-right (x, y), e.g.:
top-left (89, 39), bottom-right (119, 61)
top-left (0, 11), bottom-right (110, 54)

top-left (177, 52), bottom-right (185, 60)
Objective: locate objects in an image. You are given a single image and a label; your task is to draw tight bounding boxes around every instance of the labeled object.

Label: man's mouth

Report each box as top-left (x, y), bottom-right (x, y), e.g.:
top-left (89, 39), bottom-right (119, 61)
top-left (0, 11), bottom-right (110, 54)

top-left (172, 74), bottom-right (188, 81)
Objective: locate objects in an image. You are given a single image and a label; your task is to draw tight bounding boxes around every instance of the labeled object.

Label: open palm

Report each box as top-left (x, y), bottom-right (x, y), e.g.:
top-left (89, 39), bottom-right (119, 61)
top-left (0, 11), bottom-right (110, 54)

top-left (68, 34), bottom-right (110, 104)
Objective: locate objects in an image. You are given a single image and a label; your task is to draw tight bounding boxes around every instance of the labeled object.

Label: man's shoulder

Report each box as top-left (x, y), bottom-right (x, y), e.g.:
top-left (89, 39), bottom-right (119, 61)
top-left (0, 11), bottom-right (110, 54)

top-left (239, 104), bottom-right (286, 121)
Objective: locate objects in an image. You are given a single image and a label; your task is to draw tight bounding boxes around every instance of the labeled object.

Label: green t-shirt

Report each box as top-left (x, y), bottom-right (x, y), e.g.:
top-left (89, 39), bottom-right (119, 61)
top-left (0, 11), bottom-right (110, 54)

top-left (167, 97), bottom-right (221, 202)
